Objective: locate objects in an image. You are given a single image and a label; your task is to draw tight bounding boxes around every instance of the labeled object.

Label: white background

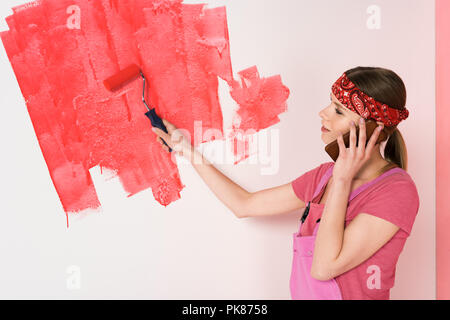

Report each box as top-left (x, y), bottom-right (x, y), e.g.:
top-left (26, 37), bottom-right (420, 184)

top-left (0, 0), bottom-right (435, 299)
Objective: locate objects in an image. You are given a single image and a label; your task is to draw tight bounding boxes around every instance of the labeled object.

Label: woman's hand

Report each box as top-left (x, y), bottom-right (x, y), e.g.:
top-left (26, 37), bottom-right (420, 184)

top-left (333, 118), bottom-right (384, 182)
top-left (152, 119), bottom-right (193, 158)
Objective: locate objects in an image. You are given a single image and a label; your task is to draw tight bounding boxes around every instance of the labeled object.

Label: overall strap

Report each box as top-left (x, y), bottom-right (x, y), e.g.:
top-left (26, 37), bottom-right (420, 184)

top-left (311, 165), bottom-right (334, 201)
top-left (348, 167), bottom-right (403, 201)
top-left (299, 165), bottom-right (333, 226)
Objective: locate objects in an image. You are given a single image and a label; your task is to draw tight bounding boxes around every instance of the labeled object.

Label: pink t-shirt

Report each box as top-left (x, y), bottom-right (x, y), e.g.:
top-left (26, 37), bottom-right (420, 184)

top-left (291, 161), bottom-right (420, 300)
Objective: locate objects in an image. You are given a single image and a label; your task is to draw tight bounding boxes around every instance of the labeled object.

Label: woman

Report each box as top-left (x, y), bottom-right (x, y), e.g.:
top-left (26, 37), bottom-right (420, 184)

top-left (151, 66), bottom-right (420, 300)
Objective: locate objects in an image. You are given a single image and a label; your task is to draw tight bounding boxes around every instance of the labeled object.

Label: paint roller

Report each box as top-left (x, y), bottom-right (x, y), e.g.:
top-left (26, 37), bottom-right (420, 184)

top-left (103, 64), bottom-right (172, 152)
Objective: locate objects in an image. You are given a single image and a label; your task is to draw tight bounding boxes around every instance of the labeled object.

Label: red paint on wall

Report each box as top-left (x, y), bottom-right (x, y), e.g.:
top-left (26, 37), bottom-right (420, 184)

top-left (230, 66), bottom-right (290, 132)
top-left (1, 0), bottom-right (289, 224)
top-left (228, 66), bottom-right (290, 161)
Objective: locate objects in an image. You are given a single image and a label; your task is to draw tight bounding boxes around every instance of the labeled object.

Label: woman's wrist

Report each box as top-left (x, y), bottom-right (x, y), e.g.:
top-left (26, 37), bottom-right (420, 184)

top-left (188, 147), bottom-right (205, 165)
top-left (333, 177), bottom-right (352, 187)
top-left (180, 143), bottom-right (198, 164)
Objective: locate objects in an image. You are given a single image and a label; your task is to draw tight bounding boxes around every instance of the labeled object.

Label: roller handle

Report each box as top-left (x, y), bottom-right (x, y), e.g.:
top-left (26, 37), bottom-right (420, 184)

top-left (145, 109), bottom-right (172, 152)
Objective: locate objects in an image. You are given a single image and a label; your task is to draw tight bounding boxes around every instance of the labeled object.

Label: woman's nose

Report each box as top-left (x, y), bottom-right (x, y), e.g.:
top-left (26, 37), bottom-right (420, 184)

top-left (319, 103), bottom-right (333, 118)
top-left (319, 108), bottom-right (325, 119)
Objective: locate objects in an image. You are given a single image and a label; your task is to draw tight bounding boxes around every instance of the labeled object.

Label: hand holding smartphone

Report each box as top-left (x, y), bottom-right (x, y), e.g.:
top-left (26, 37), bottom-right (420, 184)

top-left (325, 119), bottom-right (388, 162)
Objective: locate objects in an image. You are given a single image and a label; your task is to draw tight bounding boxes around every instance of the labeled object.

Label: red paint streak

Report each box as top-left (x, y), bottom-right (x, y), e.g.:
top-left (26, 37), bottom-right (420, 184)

top-left (230, 66), bottom-right (290, 131)
top-left (231, 134), bottom-right (252, 165)
top-left (228, 66), bottom-right (290, 162)
top-left (1, 0), bottom-right (289, 221)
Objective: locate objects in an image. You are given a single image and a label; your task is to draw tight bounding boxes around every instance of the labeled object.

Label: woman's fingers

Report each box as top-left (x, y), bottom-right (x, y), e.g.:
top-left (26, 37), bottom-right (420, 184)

top-left (349, 121), bottom-right (357, 150)
top-left (357, 118), bottom-right (366, 152)
top-left (153, 127), bottom-right (173, 151)
top-left (162, 118), bottom-right (176, 134)
top-left (152, 126), bottom-right (170, 142)
top-left (153, 118), bottom-right (176, 141)
top-left (154, 118), bottom-right (188, 154)
top-left (337, 132), bottom-right (346, 158)
top-left (366, 124), bottom-right (384, 156)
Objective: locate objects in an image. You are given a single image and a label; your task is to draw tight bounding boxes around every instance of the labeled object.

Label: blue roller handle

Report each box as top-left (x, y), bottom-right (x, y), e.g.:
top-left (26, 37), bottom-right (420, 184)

top-left (145, 109), bottom-right (172, 152)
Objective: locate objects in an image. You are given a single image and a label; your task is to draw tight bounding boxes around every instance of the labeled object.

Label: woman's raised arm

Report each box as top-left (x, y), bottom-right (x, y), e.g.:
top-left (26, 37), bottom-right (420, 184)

top-left (188, 148), bottom-right (306, 218)
top-left (152, 119), bottom-right (306, 218)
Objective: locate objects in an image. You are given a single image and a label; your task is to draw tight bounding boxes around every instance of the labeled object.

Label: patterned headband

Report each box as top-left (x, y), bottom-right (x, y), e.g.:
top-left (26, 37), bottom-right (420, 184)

top-left (331, 72), bottom-right (409, 127)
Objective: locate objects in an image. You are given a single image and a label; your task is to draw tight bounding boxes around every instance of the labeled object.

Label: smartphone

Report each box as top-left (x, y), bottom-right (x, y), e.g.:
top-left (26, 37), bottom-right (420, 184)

top-left (324, 119), bottom-right (388, 161)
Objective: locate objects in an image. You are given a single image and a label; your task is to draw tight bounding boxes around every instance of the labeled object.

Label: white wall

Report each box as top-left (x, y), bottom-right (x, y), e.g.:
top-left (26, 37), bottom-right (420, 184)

top-left (0, 0), bottom-right (434, 299)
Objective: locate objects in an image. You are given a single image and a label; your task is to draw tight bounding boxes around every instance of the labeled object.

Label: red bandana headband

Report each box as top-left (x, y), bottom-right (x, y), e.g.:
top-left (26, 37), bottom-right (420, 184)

top-left (331, 72), bottom-right (409, 127)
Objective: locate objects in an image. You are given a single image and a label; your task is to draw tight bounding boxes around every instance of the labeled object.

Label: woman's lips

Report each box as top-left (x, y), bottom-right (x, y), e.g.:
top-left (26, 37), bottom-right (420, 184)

top-left (321, 126), bottom-right (330, 132)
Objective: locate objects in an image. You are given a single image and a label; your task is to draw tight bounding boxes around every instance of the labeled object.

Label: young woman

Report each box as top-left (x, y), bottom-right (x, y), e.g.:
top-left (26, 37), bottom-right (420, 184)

top-left (151, 66), bottom-right (420, 300)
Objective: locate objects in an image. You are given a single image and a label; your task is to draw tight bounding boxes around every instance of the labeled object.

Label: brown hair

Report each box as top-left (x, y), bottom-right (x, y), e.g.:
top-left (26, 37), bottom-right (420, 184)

top-left (345, 66), bottom-right (409, 173)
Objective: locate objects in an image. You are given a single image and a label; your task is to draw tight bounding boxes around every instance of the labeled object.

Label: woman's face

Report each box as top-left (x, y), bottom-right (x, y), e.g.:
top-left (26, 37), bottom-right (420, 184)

top-left (319, 92), bottom-right (383, 144)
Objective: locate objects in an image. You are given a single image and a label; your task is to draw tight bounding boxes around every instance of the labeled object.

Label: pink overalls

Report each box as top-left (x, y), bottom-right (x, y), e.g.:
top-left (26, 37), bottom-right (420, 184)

top-left (289, 164), bottom-right (403, 300)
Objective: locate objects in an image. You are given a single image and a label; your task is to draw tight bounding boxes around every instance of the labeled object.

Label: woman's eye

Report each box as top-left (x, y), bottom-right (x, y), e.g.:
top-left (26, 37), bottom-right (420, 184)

top-left (335, 107), bottom-right (342, 115)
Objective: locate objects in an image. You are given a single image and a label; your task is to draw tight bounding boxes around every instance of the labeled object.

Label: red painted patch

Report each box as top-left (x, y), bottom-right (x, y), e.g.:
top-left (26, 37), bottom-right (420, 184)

top-left (228, 66), bottom-right (290, 161)
top-left (1, 0), bottom-right (289, 225)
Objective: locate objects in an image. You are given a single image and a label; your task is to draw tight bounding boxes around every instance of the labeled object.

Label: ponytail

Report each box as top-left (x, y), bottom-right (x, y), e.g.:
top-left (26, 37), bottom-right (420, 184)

top-left (381, 127), bottom-right (408, 172)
